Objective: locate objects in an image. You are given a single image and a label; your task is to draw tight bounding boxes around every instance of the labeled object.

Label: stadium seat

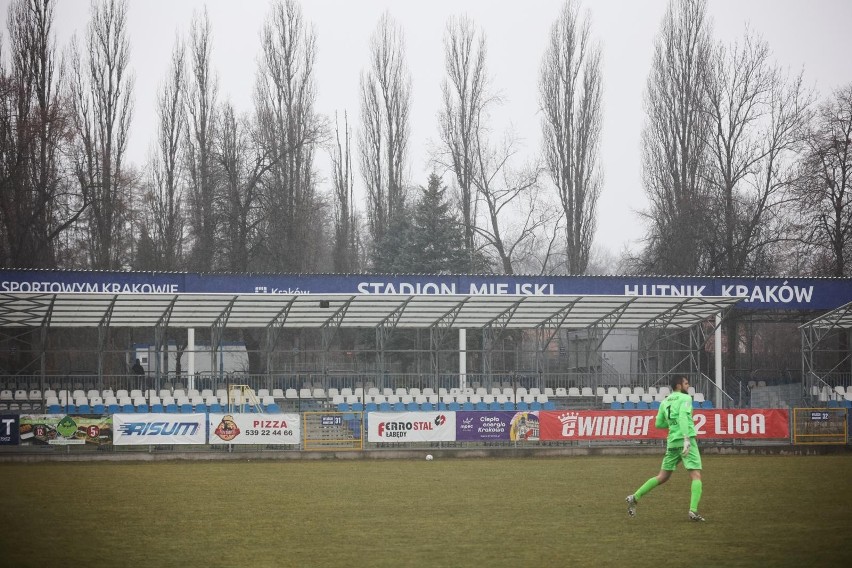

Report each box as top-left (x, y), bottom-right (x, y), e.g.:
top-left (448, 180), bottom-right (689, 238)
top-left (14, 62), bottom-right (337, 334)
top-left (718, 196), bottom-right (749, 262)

top-left (462, 402), bottom-right (474, 411)
top-left (352, 402), bottom-right (364, 412)
top-left (623, 401), bottom-right (635, 410)
top-left (448, 402), bottom-right (461, 412)
top-left (107, 403), bottom-right (121, 414)
top-left (47, 404), bottom-right (64, 414)
top-left (379, 402), bottom-right (392, 412)
top-left (650, 401), bottom-right (660, 409)
top-left (121, 404), bottom-right (134, 413)
top-left (209, 403), bottom-right (223, 413)
top-left (701, 400), bottom-right (714, 409)
top-left (165, 403), bottom-right (178, 413)
top-left (392, 402), bottom-right (405, 412)
top-left (406, 402), bottom-right (419, 411)
top-left (266, 403), bottom-right (282, 413)
top-left (636, 401), bottom-right (649, 410)
top-left (543, 401), bottom-right (556, 411)
top-left (420, 402), bottom-right (435, 411)
top-left (610, 401), bottom-right (623, 410)
top-left (135, 403), bottom-right (149, 413)
top-left (515, 401), bottom-right (529, 411)
top-left (475, 401), bottom-right (488, 411)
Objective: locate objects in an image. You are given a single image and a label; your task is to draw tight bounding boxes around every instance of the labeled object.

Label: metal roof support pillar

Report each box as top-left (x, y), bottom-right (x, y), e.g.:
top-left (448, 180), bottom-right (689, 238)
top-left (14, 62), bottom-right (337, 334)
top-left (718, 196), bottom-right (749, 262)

top-left (459, 329), bottom-right (467, 390)
top-left (97, 296), bottom-right (116, 390)
top-left (265, 298), bottom-right (297, 390)
top-left (154, 296), bottom-right (178, 392)
top-left (154, 323), bottom-right (166, 392)
top-left (429, 299), bottom-right (467, 390)
top-left (211, 296), bottom-right (237, 388)
top-left (715, 313), bottom-right (723, 408)
top-left (482, 300), bottom-right (524, 388)
top-left (482, 328), bottom-right (494, 384)
top-left (318, 297), bottom-right (353, 387)
top-left (533, 299), bottom-right (580, 390)
top-left (39, 297), bottom-right (54, 399)
top-left (187, 328), bottom-right (195, 389)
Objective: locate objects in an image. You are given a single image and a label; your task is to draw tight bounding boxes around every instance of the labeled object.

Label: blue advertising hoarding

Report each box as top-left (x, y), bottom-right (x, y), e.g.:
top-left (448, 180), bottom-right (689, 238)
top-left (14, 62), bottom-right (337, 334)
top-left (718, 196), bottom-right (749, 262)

top-left (2, 269), bottom-right (851, 310)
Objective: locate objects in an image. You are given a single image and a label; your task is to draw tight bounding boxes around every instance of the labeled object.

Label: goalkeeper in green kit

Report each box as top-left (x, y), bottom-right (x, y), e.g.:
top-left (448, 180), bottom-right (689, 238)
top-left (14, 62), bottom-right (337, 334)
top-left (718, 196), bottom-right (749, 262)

top-left (626, 375), bottom-right (705, 522)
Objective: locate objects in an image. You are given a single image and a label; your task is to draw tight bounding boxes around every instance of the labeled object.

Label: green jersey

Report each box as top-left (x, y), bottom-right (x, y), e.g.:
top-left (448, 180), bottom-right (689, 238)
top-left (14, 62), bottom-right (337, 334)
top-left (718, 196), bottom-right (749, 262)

top-left (655, 391), bottom-right (696, 448)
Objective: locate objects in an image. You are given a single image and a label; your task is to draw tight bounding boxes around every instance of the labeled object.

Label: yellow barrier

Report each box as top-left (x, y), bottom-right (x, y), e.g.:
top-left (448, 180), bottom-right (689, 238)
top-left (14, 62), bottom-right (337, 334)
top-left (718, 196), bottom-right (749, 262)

top-left (303, 411), bottom-right (363, 450)
top-left (792, 408), bottom-right (847, 445)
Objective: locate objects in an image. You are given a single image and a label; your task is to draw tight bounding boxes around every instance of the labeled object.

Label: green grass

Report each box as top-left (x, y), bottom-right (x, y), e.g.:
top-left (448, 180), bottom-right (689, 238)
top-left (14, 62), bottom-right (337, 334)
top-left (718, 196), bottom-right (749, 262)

top-left (1, 455), bottom-right (851, 567)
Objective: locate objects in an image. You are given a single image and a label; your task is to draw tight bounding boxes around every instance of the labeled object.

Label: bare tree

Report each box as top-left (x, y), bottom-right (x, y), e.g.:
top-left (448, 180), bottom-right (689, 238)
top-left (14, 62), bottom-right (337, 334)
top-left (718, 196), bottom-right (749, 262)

top-left (213, 101), bottom-right (272, 271)
top-left (437, 15), bottom-right (488, 268)
top-left (358, 11), bottom-right (411, 253)
top-left (703, 30), bottom-right (810, 276)
top-left (184, 8), bottom-right (219, 270)
top-left (0, 0), bottom-right (80, 268)
top-left (639, 0), bottom-right (713, 275)
top-left (796, 84), bottom-right (852, 276)
top-left (69, 0), bottom-right (134, 269)
top-left (255, 0), bottom-right (324, 271)
top-left (330, 111), bottom-right (359, 272)
top-left (139, 37), bottom-right (186, 270)
top-left (539, 0), bottom-right (603, 275)
top-left (472, 134), bottom-right (551, 275)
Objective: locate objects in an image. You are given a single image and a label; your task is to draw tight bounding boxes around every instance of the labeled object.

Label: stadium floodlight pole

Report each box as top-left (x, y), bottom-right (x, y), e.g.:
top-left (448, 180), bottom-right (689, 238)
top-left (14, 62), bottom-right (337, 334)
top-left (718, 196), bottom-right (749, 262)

top-left (715, 313), bottom-right (723, 409)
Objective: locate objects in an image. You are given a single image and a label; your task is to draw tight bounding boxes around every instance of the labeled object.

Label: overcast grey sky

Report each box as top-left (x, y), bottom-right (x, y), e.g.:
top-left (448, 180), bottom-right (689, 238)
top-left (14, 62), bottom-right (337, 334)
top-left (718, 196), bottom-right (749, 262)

top-left (33, 0), bottom-right (852, 258)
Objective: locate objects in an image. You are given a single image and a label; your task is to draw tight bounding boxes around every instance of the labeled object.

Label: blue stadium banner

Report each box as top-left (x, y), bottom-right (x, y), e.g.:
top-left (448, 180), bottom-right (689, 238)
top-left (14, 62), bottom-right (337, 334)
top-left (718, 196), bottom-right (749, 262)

top-left (3, 269), bottom-right (852, 310)
top-left (0, 414), bottom-right (19, 445)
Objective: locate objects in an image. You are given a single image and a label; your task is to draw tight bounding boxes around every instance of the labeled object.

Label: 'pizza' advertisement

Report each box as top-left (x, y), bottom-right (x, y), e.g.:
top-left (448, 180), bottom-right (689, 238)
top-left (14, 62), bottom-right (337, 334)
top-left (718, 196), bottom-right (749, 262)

top-left (538, 409), bottom-right (790, 441)
top-left (208, 413), bottom-right (300, 445)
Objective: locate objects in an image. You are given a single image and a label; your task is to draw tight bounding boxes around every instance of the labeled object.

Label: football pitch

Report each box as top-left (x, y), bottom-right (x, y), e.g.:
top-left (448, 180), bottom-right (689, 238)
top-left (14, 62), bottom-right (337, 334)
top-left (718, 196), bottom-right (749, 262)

top-left (1, 454), bottom-right (850, 567)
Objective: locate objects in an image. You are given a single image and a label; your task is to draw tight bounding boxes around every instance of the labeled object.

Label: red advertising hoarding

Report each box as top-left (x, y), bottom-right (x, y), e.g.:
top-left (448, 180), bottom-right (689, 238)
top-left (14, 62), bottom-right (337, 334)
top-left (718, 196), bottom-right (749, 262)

top-left (539, 409), bottom-right (789, 441)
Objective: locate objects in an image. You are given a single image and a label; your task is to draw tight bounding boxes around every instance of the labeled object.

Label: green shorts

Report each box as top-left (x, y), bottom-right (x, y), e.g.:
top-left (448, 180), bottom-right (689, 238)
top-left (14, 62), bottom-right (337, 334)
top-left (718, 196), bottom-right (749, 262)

top-left (661, 437), bottom-right (702, 471)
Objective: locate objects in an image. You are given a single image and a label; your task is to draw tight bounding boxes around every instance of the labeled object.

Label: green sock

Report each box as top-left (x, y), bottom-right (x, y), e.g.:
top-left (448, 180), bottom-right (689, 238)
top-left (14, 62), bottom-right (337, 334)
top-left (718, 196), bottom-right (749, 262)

top-left (634, 477), bottom-right (659, 500)
top-left (690, 479), bottom-right (702, 512)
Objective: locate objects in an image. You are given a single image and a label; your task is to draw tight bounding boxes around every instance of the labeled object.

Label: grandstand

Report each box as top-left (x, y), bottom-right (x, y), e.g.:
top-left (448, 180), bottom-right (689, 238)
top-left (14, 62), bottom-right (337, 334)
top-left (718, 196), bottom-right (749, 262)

top-left (0, 270), bottom-right (850, 453)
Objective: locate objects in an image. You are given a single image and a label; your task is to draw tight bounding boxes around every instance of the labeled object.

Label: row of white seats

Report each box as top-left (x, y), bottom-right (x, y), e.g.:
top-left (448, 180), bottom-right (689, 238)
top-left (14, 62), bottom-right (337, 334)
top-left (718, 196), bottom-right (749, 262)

top-left (602, 392), bottom-right (705, 404)
top-left (812, 385), bottom-right (852, 402)
top-left (3, 385), bottom-right (683, 403)
top-left (331, 393), bottom-right (551, 405)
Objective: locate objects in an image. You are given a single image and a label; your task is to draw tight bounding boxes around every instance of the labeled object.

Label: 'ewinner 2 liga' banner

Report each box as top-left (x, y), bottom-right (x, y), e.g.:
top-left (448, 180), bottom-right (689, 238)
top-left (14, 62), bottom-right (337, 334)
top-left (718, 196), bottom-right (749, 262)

top-left (538, 409), bottom-right (789, 441)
